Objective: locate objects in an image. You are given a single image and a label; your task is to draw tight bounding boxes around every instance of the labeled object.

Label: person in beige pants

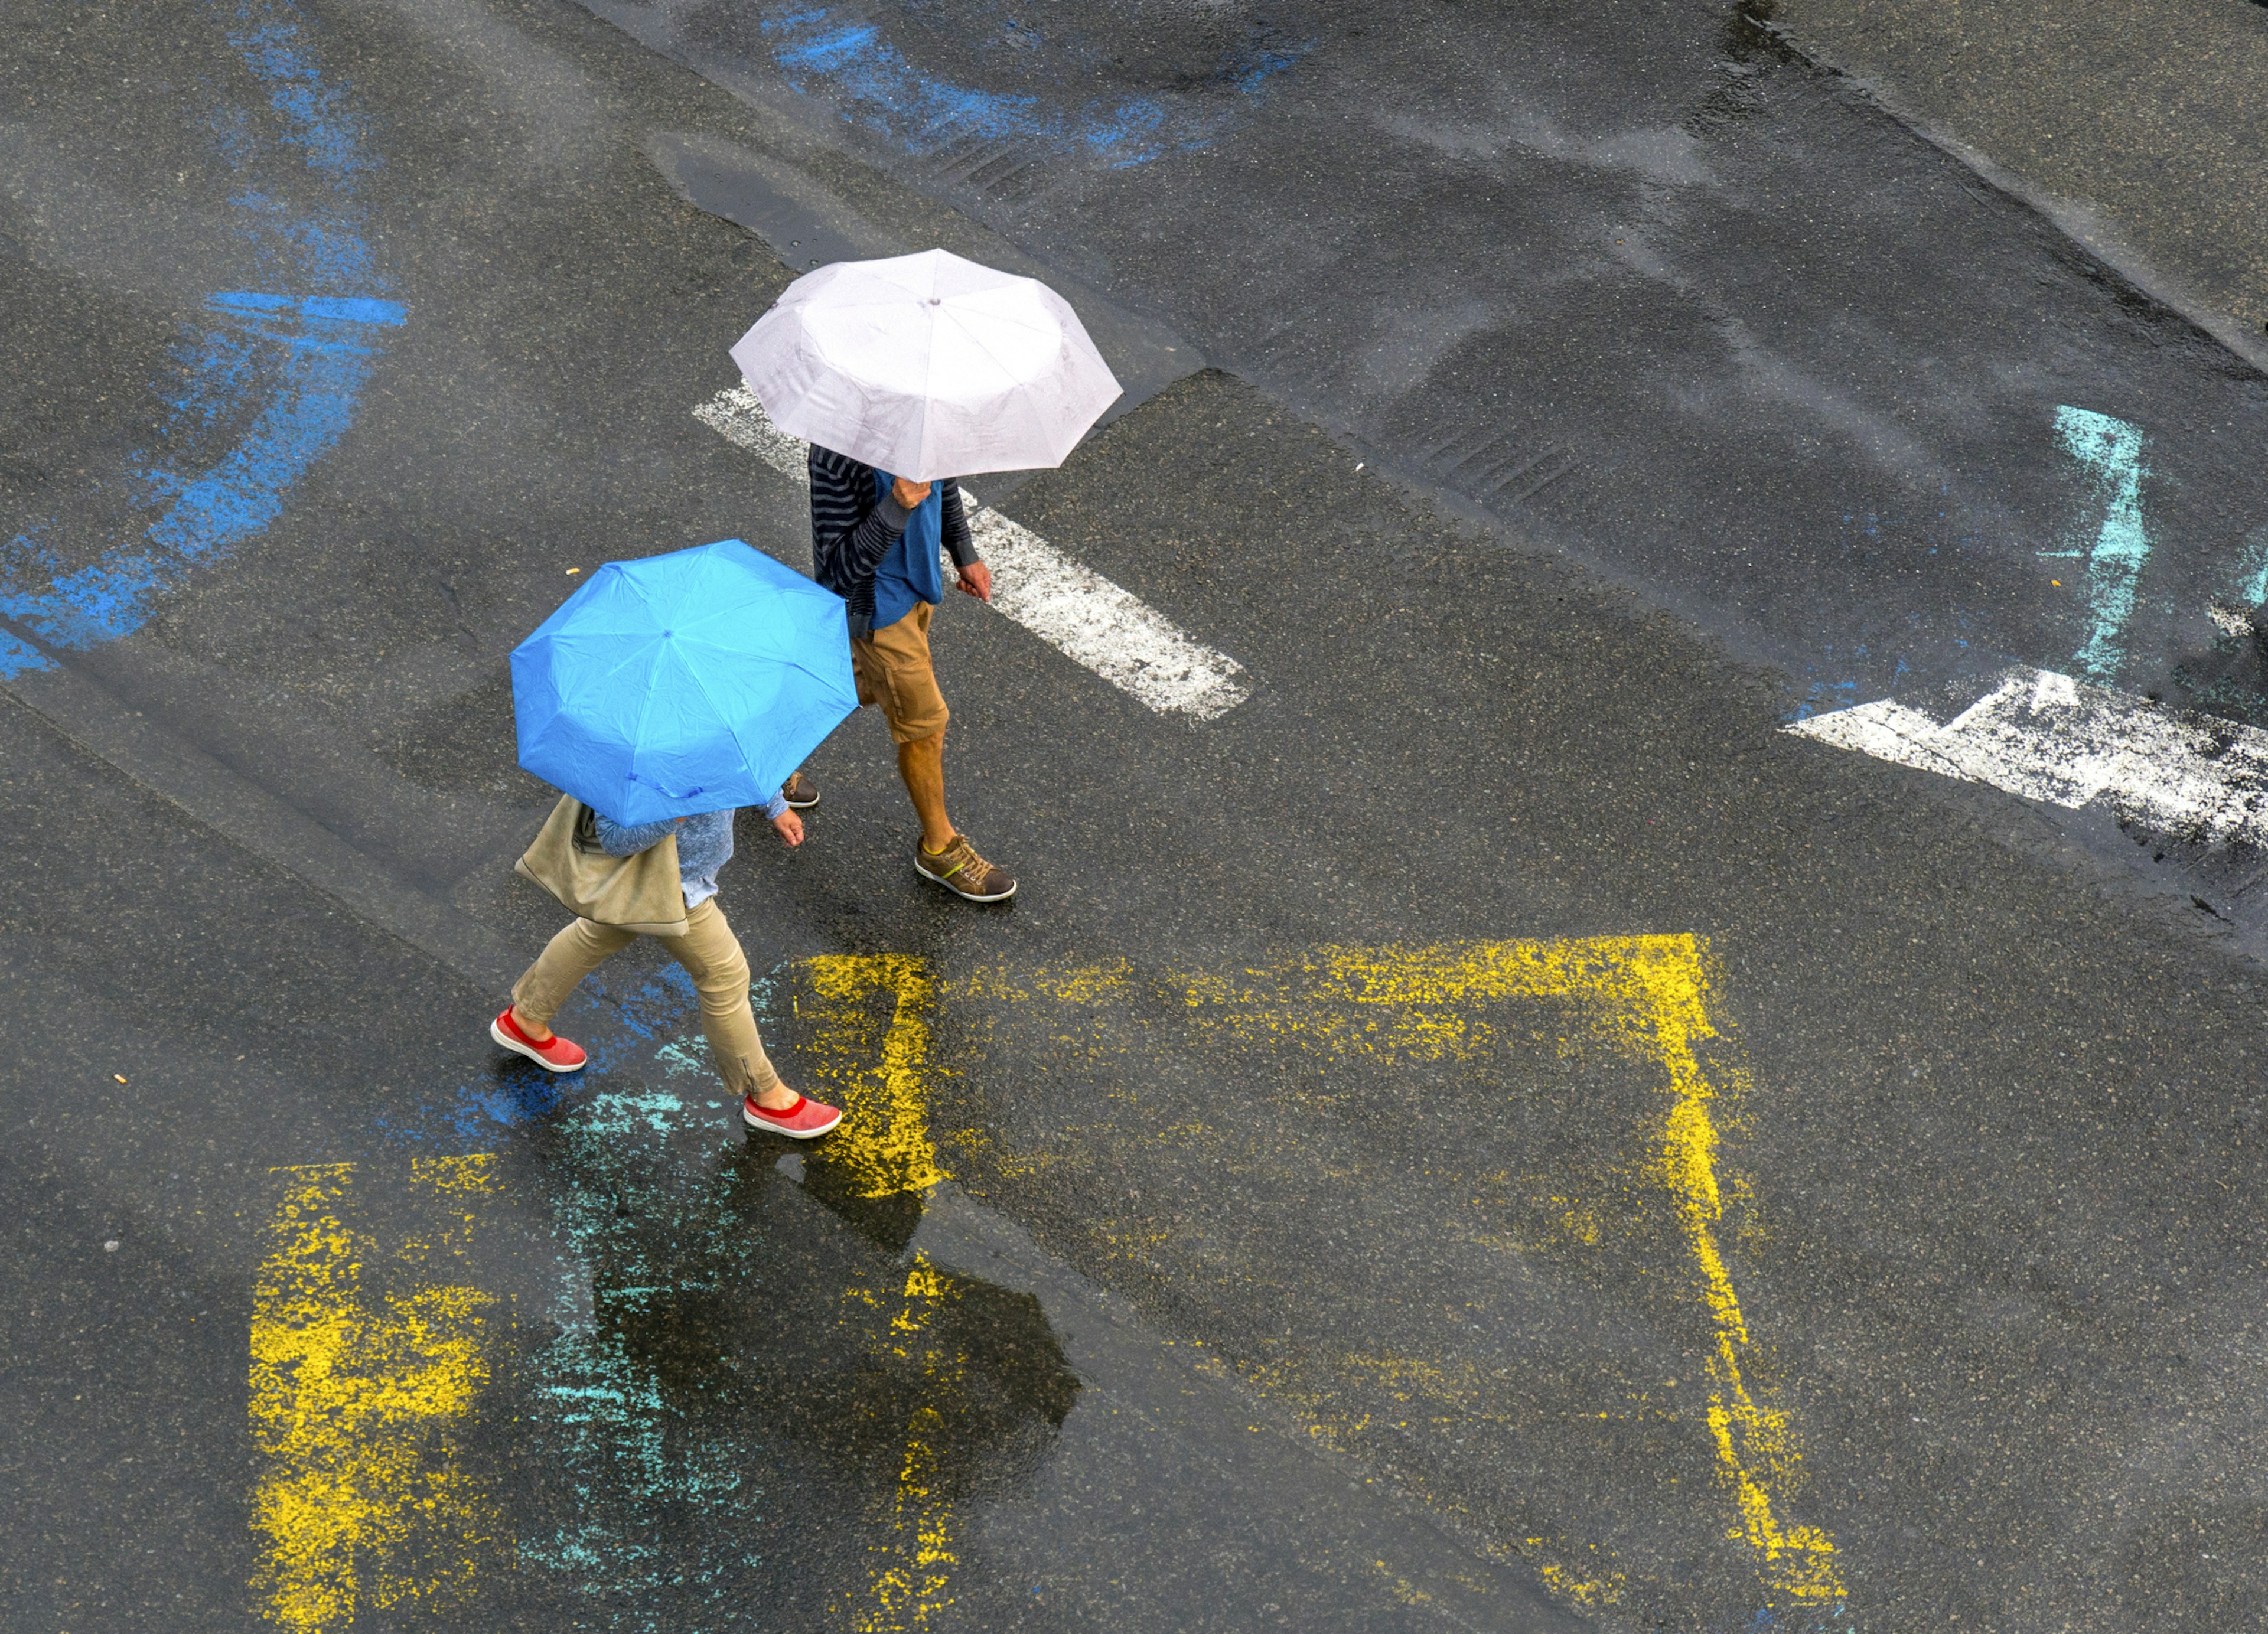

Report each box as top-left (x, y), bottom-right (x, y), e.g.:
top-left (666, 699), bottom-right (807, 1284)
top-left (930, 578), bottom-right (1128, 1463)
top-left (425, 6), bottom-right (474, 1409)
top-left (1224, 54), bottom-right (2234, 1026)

top-left (488, 797), bottom-right (842, 1139)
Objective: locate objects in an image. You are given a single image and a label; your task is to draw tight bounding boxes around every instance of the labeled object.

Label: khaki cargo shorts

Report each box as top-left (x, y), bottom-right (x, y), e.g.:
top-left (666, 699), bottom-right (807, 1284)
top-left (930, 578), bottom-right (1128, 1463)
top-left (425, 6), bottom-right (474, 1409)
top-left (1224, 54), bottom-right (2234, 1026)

top-left (852, 601), bottom-right (950, 744)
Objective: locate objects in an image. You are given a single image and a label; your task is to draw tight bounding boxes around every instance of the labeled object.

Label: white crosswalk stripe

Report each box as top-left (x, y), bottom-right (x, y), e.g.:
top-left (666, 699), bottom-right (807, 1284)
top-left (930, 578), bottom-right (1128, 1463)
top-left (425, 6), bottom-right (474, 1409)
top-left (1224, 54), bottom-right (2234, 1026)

top-left (693, 386), bottom-right (1250, 721)
top-left (1785, 664), bottom-right (2268, 844)
top-left (693, 385), bottom-right (813, 485)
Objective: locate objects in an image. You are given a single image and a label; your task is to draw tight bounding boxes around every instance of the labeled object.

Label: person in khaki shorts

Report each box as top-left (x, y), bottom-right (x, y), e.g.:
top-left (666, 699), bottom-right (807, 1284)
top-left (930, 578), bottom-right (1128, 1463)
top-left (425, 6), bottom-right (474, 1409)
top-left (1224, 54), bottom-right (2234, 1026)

top-left (781, 442), bottom-right (1016, 902)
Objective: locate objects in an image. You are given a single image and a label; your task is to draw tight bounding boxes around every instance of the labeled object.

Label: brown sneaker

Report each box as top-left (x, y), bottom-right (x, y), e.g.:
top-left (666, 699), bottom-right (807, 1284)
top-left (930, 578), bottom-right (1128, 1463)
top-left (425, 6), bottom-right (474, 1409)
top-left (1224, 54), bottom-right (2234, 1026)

top-left (914, 834), bottom-right (1016, 902)
top-left (780, 771), bottom-right (820, 810)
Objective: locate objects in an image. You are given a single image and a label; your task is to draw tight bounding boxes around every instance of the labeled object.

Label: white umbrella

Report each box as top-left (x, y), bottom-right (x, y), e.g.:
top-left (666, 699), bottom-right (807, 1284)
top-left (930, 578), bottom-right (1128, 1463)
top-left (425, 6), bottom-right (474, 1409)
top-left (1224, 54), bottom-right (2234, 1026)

top-left (729, 248), bottom-right (1122, 481)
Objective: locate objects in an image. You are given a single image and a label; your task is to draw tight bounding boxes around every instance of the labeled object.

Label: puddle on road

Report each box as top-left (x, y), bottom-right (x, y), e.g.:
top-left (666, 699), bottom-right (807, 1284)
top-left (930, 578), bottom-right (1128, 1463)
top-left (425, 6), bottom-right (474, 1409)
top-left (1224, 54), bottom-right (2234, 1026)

top-left (269, 962), bottom-right (1078, 1632)
top-left (285, 940), bottom-right (1839, 1630)
top-left (499, 1027), bottom-right (1080, 1633)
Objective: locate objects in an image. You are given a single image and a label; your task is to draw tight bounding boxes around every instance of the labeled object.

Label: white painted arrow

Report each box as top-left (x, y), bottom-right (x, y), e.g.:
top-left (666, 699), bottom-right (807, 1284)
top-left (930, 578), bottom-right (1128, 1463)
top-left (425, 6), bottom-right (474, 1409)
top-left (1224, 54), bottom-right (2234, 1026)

top-left (1784, 666), bottom-right (2268, 844)
top-left (694, 386), bottom-right (1250, 722)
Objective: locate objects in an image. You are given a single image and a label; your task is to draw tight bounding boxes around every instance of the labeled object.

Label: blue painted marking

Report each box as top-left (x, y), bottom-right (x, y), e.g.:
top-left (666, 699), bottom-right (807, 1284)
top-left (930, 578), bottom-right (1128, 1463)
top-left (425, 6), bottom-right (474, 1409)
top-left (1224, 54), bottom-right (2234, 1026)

top-left (1779, 598), bottom-right (1992, 720)
top-left (1787, 675), bottom-right (1860, 722)
top-left (2051, 405), bottom-right (2152, 682)
top-left (209, 291), bottom-right (407, 325)
top-left (0, 628), bottom-right (47, 676)
top-left (375, 964), bottom-right (703, 1146)
top-left (1, 292), bottom-right (403, 668)
top-left (1231, 49), bottom-right (1302, 94)
top-left (229, 20), bottom-right (377, 185)
top-left (775, 20), bottom-right (880, 74)
top-left (0, 1), bottom-right (400, 680)
top-left (759, 6), bottom-right (1308, 170)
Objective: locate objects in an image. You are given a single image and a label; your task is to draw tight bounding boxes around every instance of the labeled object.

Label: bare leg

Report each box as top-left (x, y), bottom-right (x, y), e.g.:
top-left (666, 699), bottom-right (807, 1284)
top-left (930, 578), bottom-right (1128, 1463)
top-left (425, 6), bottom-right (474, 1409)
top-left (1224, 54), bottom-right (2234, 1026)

top-left (898, 728), bottom-right (956, 852)
top-left (510, 1003), bottom-right (553, 1043)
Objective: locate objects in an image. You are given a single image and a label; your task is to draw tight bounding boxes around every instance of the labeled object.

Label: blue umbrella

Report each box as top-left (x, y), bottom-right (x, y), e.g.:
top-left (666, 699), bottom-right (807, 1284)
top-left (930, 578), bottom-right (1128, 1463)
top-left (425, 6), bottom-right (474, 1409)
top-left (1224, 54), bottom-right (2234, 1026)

top-left (512, 539), bottom-right (857, 825)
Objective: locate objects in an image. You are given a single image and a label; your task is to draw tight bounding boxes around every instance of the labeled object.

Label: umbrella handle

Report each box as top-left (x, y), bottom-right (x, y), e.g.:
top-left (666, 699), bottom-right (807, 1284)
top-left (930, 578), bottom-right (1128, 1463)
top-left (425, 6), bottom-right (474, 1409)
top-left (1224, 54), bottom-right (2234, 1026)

top-left (625, 771), bottom-right (709, 801)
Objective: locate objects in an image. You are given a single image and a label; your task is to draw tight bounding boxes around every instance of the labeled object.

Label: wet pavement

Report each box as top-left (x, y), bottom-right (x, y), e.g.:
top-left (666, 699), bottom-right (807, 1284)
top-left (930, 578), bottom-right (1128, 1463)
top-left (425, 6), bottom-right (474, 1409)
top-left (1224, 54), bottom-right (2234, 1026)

top-left (595, 0), bottom-right (2268, 945)
top-left (5, 1), bottom-right (2268, 1631)
top-left (1770, 0), bottom-right (2268, 355)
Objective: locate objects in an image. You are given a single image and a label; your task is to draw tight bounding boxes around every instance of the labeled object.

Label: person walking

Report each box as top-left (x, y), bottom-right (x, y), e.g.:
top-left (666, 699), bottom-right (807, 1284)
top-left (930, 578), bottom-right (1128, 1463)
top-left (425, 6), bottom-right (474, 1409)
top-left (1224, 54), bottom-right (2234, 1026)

top-left (734, 250), bottom-right (1125, 904)
top-left (781, 447), bottom-right (1018, 903)
top-left (490, 794), bottom-right (843, 1139)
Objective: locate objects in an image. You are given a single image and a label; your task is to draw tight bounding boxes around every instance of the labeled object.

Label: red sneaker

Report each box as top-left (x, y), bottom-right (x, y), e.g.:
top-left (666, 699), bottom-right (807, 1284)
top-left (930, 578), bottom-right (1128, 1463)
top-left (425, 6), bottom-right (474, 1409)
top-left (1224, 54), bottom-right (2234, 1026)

top-left (741, 1092), bottom-right (841, 1139)
top-left (490, 1008), bottom-right (588, 1072)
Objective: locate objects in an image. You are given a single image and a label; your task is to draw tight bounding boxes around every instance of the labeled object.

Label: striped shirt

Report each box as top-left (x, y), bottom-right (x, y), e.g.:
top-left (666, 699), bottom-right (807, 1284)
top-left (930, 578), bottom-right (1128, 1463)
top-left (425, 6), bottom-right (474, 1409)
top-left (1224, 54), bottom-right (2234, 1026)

top-left (807, 446), bottom-right (978, 637)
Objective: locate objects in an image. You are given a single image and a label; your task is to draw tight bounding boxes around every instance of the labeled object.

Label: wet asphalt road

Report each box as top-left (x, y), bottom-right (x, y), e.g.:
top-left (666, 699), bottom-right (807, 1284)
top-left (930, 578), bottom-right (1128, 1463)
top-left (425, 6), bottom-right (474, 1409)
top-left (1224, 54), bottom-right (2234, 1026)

top-left (599, 15), bottom-right (2268, 710)
top-left (1772, 0), bottom-right (2268, 354)
top-left (5, 2), bottom-right (2268, 1632)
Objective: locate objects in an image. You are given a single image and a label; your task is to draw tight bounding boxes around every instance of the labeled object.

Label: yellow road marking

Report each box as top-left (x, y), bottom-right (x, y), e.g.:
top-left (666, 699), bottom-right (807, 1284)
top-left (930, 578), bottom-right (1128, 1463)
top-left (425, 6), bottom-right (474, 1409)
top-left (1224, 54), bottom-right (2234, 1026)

top-left (954, 936), bottom-right (1845, 1606)
top-left (801, 954), bottom-right (946, 1198)
top-left (790, 957), bottom-right (961, 1629)
top-left (853, 1253), bottom-right (960, 1632)
top-left (249, 1157), bottom-right (500, 1630)
top-left (793, 938), bottom-right (1845, 1616)
top-left (1539, 1560), bottom-right (1628, 1607)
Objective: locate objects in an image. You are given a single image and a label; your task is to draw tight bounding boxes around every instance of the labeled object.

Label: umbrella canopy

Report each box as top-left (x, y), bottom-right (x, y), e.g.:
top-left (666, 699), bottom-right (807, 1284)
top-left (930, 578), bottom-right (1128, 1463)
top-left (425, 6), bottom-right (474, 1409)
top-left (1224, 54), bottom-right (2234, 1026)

top-left (512, 540), bottom-right (857, 826)
top-left (731, 247), bottom-right (1122, 481)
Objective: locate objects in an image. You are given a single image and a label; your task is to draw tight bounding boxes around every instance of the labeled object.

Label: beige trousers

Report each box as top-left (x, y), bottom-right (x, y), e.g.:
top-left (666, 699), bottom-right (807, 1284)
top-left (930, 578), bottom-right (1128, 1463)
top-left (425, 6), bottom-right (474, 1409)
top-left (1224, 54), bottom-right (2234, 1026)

top-left (510, 896), bottom-right (781, 1097)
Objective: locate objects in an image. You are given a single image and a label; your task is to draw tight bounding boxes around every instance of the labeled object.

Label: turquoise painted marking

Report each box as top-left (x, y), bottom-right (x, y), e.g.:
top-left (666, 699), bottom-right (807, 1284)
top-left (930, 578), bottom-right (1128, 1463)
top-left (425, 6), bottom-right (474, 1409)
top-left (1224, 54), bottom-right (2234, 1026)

top-left (2052, 405), bottom-right (2151, 682)
top-left (522, 1062), bottom-right (768, 1629)
top-left (2233, 523), bottom-right (2268, 608)
top-left (364, 1013), bottom-right (777, 1623)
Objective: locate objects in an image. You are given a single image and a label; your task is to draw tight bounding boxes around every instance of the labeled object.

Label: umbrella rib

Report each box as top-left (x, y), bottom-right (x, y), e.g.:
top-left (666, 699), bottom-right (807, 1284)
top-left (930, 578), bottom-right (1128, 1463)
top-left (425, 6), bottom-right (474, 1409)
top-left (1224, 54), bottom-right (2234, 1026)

top-left (939, 298), bottom-right (1055, 337)
top-left (623, 641), bottom-right (676, 815)
top-left (676, 647), bottom-right (762, 808)
top-left (931, 307), bottom-right (1063, 420)
top-left (917, 311), bottom-right (992, 472)
top-left (575, 571), bottom-right (677, 692)
top-left (614, 565), bottom-right (667, 624)
top-left (929, 310), bottom-right (1063, 464)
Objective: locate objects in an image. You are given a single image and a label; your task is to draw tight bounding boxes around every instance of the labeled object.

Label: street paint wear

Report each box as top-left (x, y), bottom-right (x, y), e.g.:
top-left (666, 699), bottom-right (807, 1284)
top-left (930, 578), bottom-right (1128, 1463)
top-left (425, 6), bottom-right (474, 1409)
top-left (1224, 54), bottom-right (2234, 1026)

top-left (850, 601), bottom-right (950, 744)
top-left (960, 498), bottom-right (1250, 720)
top-left (2051, 406), bottom-right (2152, 682)
top-left (955, 937), bottom-right (1846, 1606)
top-left (251, 1159), bottom-right (498, 1630)
top-left (511, 898), bottom-right (781, 1098)
top-left (363, 939), bottom-right (1834, 1619)
top-left (0, 5), bottom-right (405, 681)
top-left (755, 11), bottom-right (1306, 171)
top-left (1785, 663), bottom-right (2268, 845)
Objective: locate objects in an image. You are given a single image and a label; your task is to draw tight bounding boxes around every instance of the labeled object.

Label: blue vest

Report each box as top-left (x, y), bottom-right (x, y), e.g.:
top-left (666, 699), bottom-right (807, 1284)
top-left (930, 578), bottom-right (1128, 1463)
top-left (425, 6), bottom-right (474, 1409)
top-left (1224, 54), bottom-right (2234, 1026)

top-left (871, 470), bottom-right (944, 632)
